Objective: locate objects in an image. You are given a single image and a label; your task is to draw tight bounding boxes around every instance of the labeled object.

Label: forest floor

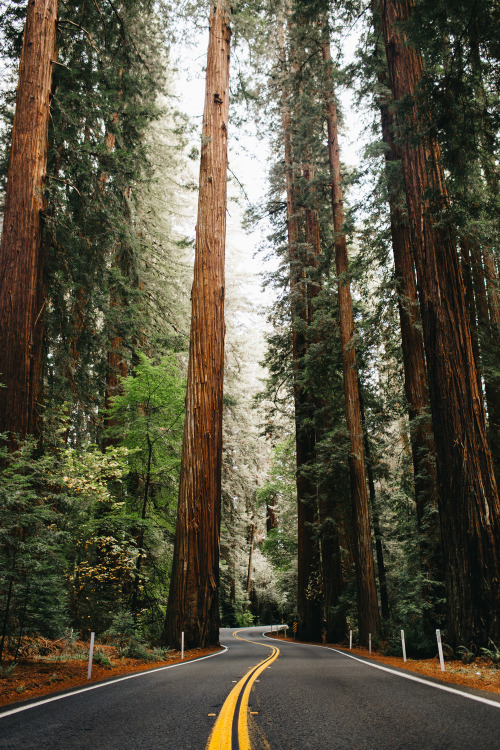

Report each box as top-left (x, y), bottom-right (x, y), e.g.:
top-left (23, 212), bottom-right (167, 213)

top-left (0, 638), bottom-right (221, 708)
top-left (269, 634), bottom-right (500, 696)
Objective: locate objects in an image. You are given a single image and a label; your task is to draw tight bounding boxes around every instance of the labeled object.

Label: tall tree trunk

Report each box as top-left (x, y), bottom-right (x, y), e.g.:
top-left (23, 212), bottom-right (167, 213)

top-left (379, 101), bottom-right (439, 530)
top-left (322, 37), bottom-right (380, 642)
top-left (278, 15), bottom-right (322, 642)
top-left (246, 521), bottom-right (255, 596)
top-left (102, 115), bottom-right (128, 441)
top-left (378, 96), bottom-right (444, 631)
top-left (379, 0), bottom-right (500, 647)
top-left (318, 489), bottom-right (346, 642)
top-left (0, 0), bottom-right (58, 446)
top-left (359, 393), bottom-right (389, 621)
top-left (162, 1), bottom-right (230, 650)
top-left (481, 246), bottom-right (500, 483)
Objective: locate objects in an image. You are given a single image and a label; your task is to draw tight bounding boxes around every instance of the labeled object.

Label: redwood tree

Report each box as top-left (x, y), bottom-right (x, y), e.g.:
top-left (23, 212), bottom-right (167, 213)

top-left (322, 35), bottom-right (380, 642)
top-left (379, 0), bottom-right (500, 646)
top-left (277, 13), bottom-right (323, 642)
top-left (162, 0), bottom-right (230, 650)
top-left (0, 0), bottom-right (57, 445)
top-left (377, 87), bottom-right (443, 627)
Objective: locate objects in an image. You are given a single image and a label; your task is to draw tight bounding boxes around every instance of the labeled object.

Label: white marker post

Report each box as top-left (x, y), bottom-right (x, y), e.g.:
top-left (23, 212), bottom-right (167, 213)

top-left (369, 633), bottom-right (372, 655)
top-left (181, 631), bottom-right (184, 660)
top-left (349, 630), bottom-right (352, 650)
top-left (87, 632), bottom-right (95, 681)
top-left (401, 630), bottom-right (407, 662)
top-left (436, 629), bottom-right (445, 672)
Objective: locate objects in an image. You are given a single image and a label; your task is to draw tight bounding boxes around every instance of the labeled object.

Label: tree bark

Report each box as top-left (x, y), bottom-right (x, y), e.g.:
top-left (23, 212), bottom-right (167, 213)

top-left (359, 392), bottom-right (389, 620)
top-left (379, 101), bottom-right (439, 529)
top-left (322, 38), bottom-right (380, 642)
top-left (379, 0), bottom-right (500, 646)
top-left (162, 1), bottom-right (230, 650)
top-left (0, 0), bottom-right (58, 446)
top-left (246, 521), bottom-right (255, 596)
top-left (318, 489), bottom-right (346, 642)
top-left (378, 95), bottom-right (444, 630)
top-left (461, 235), bottom-right (482, 387)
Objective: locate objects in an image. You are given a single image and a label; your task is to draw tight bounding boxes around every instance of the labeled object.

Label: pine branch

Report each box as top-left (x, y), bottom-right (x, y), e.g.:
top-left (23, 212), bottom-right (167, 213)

top-left (57, 20), bottom-right (100, 54)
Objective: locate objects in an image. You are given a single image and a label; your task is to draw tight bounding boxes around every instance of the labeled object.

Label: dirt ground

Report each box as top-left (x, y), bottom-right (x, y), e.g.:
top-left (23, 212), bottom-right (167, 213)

top-left (269, 633), bottom-right (500, 696)
top-left (0, 639), bottom-right (221, 708)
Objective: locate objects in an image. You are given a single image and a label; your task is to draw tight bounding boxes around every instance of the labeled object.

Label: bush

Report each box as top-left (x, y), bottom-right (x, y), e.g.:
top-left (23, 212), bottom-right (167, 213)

top-left (481, 641), bottom-right (500, 667)
top-left (119, 639), bottom-right (170, 662)
top-left (93, 650), bottom-right (112, 667)
top-left (119, 640), bottom-right (154, 661)
top-left (235, 611), bottom-right (255, 627)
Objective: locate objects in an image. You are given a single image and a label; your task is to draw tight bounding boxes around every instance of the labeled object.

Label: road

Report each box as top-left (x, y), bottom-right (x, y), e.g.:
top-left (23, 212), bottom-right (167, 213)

top-left (1, 627), bottom-right (499, 749)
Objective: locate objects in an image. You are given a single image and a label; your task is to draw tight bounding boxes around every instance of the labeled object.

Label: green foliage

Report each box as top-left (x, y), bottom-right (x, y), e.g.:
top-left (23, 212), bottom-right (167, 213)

top-left (480, 641), bottom-right (500, 667)
top-left (93, 650), bottom-right (113, 667)
top-left (0, 437), bottom-right (70, 661)
top-left (235, 611), bottom-right (255, 627)
top-left (105, 352), bottom-right (185, 635)
top-left (118, 640), bottom-right (168, 661)
top-left (107, 352), bottom-right (185, 498)
top-left (0, 0), bottom-right (192, 651)
top-left (102, 611), bottom-right (138, 649)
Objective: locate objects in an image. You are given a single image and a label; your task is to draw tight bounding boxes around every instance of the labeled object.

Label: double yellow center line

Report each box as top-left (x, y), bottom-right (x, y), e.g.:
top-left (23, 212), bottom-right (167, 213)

top-left (206, 631), bottom-right (279, 750)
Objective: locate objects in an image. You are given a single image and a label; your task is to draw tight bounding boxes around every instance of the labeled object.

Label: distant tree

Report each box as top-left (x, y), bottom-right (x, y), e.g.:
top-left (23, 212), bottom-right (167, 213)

top-left (321, 23), bottom-right (380, 642)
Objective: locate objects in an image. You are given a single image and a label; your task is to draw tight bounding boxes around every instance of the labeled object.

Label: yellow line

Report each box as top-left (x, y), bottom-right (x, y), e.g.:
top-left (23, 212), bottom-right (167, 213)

top-left (205, 631), bottom-right (279, 750)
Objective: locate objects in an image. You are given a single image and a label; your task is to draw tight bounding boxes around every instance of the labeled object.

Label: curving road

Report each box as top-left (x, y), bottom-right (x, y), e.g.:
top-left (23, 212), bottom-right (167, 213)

top-left (1, 627), bottom-right (499, 749)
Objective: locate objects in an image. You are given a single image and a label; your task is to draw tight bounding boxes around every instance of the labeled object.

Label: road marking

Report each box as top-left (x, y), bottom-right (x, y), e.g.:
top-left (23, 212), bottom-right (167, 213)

top-left (206, 630), bottom-right (279, 750)
top-left (0, 646), bottom-right (229, 720)
top-left (262, 632), bottom-right (500, 710)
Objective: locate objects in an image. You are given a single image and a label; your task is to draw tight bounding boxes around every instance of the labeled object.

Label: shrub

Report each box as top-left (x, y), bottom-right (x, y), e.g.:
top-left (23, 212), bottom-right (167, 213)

top-left (93, 650), bottom-right (112, 667)
top-left (480, 641), bottom-right (500, 667)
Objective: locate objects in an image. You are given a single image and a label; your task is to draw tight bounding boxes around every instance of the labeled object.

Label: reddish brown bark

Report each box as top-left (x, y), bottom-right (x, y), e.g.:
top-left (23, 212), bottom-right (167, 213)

top-left (461, 235), bottom-right (481, 386)
top-left (470, 242), bottom-right (500, 483)
top-left (246, 522), bottom-right (255, 596)
top-left (0, 0), bottom-right (57, 445)
top-left (378, 99), bottom-right (444, 628)
top-left (103, 309), bottom-right (128, 446)
top-left (379, 102), bottom-right (439, 529)
top-left (162, 1), bottom-right (230, 650)
top-left (379, 0), bottom-right (500, 646)
top-left (322, 39), bottom-right (380, 642)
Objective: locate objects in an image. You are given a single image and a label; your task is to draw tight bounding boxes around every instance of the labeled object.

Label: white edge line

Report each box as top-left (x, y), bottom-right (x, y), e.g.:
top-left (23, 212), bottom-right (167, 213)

top-left (261, 631), bottom-right (500, 710)
top-left (0, 645), bottom-right (229, 720)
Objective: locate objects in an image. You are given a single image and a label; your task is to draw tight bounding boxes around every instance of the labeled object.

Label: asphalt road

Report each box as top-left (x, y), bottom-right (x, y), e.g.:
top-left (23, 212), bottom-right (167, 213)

top-left (1, 627), bottom-right (499, 749)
